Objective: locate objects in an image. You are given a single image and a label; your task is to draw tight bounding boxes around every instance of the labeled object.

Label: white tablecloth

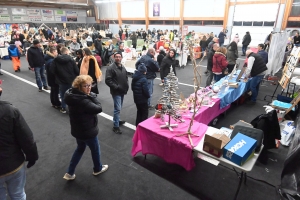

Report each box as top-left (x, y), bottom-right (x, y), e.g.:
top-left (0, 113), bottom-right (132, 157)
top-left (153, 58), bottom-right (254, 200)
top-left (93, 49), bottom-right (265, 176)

top-left (0, 48), bottom-right (8, 58)
top-left (176, 52), bottom-right (188, 66)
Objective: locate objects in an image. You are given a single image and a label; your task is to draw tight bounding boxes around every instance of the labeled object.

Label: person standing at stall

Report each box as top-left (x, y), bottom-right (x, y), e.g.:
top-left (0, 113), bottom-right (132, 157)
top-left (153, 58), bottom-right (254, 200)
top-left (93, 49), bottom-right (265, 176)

top-left (206, 43), bottom-right (219, 86)
top-left (212, 47), bottom-right (228, 82)
top-left (226, 41), bottom-right (238, 73)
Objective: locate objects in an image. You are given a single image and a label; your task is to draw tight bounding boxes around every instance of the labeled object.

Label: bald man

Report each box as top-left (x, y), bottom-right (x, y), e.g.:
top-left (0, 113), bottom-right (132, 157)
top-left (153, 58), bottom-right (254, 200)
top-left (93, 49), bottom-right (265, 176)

top-left (245, 50), bottom-right (268, 104)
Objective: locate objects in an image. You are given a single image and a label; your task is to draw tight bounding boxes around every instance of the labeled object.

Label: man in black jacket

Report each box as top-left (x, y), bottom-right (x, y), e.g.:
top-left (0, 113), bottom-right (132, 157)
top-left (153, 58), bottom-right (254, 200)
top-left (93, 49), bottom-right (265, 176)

top-left (105, 52), bottom-right (129, 134)
top-left (0, 87), bottom-right (38, 199)
top-left (135, 48), bottom-right (160, 109)
top-left (50, 47), bottom-right (79, 113)
top-left (206, 43), bottom-right (219, 87)
top-left (94, 35), bottom-right (103, 58)
top-left (242, 31), bottom-right (251, 56)
top-left (245, 50), bottom-right (268, 104)
top-left (27, 39), bottom-right (50, 92)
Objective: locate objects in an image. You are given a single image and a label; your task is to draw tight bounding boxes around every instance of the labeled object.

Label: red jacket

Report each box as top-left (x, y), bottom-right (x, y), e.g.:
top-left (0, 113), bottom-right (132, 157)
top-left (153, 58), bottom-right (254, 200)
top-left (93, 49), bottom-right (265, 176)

top-left (212, 52), bottom-right (228, 73)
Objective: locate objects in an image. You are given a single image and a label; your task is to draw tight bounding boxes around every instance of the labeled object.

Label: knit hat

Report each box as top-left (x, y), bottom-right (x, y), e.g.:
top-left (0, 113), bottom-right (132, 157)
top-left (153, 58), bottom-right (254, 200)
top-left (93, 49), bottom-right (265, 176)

top-left (33, 39), bottom-right (40, 45)
top-left (138, 63), bottom-right (147, 73)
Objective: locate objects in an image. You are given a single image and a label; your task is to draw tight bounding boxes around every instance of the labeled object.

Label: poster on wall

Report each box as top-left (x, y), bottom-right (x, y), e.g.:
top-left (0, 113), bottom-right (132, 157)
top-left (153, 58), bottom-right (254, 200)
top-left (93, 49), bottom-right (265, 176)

top-left (29, 16), bottom-right (42, 22)
top-left (153, 2), bottom-right (160, 17)
top-left (0, 15), bottom-right (10, 21)
top-left (42, 15), bottom-right (54, 21)
top-left (12, 15), bottom-right (29, 22)
top-left (77, 10), bottom-right (86, 17)
top-left (66, 11), bottom-right (77, 16)
top-left (42, 9), bottom-right (53, 16)
top-left (12, 8), bottom-right (27, 15)
top-left (55, 10), bottom-right (65, 16)
top-left (55, 16), bottom-right (67, 22)
top-left (67, 16), bottom-right (77, 22)
top-left (27, 9), bottom-right (40, 16)
top-left (0, 8), bottom-right (8, 14)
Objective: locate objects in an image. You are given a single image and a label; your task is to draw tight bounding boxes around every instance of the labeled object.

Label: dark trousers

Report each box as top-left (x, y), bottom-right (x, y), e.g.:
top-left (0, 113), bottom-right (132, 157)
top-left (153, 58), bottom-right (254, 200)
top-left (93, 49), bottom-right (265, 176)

top-left (135, 103), bottom-right (148, 126)
top-left (50, 84), bottom-right (61, 107)
top-left (227, 64), bottom-right (235, 73)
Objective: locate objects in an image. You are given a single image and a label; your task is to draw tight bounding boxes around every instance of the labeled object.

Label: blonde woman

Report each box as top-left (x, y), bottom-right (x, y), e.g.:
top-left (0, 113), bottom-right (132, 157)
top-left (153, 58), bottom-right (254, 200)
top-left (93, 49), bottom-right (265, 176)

top-left (80, 48), bottom-right (102, 94)
top-left (212, 47), bottom-right (228, 82)
top-left (63, 75), bottom-right (108, 180)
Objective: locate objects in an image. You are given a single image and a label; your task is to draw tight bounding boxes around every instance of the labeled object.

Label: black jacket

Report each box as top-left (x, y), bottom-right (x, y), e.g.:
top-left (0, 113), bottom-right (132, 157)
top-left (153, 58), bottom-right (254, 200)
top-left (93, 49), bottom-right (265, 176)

top-left (64, 88), bottom-right (102, 140)
top-left (242, 34), bottom-right (251, 46)
top-left (135, 53), bottom-right (160, 79)
top-left (94, 39), bottom-right (103, 56)
top-left (27, 46), bottom-right (45, 68)
top-left (200, 40), bottom-right (208, 49)
top-left (157, 51), bottom-right (166, 67)
top-left (0, 101), bottom-right (38, 176)
top-left (44, 51), bottom-right (56, 87)
top-left (105, 63), bottom-right (129, 95)
top-left (131, 71), bottom-right (150, 104)
top-left (160, 56), bottom-right (177, 80)
top-left (258, 50), bottom-right (268, 64)
top-left (207, 49), bottom-right (216, 71)
top-left (50, 54), bottom-right (79, 85)
top-left (247, 53), bottom-right (268, 77)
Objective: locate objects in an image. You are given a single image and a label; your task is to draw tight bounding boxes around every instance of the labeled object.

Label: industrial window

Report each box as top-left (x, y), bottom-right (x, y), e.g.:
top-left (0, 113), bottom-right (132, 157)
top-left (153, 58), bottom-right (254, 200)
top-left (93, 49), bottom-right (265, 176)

top-left (287, 21), bottom-right (300, 27)
top-left (203, 21), bottom-right (223, 25)
top-left (165, 20), bottom-right (179, 25)
top-left (264, 21), bottom-right (275, 26)
top-left (290, 0), bottom-right (300, 16)
top-left (149, 20), bottom-right (164, 25)
top-left (253, 21), bottom-right (263, 26)
top-left (243, 21), bottom-right (252, 26)
top-left (233, 21), bottom-right (242, 26)
top-left (183, 20), bottom-right (202, 25)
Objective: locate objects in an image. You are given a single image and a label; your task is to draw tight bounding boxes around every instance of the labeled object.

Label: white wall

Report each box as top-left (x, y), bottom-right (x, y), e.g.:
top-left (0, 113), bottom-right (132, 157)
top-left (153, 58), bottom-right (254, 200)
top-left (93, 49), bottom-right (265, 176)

top-left (121, 1), bottom-right (145, 18)
top-left (183, 0), bottom-right (225, 17)
top-left (148, 0), bottom-right (180, 18)
top-left (98, 2), bottom-right (117, 19)
top-left (110, 24), bottom-right (147, 34)
top-left (187, 25), bottom-right (223, 35)
top-left (148, 25), bottom-right (180, 31)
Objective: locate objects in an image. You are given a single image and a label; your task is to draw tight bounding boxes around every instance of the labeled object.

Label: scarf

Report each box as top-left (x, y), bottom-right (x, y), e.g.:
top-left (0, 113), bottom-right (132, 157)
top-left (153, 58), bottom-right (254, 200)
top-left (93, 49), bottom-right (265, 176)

top-left (80, 55), bottom-right (102, 82)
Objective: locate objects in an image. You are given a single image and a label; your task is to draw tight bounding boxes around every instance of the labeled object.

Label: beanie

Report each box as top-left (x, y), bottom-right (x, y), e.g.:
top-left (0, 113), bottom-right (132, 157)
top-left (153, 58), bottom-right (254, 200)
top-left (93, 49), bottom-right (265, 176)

top-left (138, 63), bottom-right (147, 73)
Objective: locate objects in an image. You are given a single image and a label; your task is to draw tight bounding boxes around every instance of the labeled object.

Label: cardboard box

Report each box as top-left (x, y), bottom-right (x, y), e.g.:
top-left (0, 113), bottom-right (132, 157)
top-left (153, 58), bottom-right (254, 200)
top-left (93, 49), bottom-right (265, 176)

top-left (223, 133), bottom-right (257, 166)
top-left (203, 133), bottom-right (231, 157)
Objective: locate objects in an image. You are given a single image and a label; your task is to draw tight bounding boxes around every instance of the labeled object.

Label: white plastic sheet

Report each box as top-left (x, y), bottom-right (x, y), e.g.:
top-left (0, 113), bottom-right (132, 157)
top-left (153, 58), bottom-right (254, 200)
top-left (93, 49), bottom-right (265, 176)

top-left (266, 31), bottom-right (289, 75)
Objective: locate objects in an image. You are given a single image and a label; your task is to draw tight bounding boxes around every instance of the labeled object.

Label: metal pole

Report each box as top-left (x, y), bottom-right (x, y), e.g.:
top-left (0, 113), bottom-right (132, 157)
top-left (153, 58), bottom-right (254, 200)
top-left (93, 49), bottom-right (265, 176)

top-left (229, 0), bottom-right (237, 43)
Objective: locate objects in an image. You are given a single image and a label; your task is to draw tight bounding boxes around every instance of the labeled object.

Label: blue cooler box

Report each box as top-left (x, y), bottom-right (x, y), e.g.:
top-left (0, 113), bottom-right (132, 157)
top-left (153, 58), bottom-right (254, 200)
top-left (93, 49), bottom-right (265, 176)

top-left (223, 133), bottom-right (257, 166)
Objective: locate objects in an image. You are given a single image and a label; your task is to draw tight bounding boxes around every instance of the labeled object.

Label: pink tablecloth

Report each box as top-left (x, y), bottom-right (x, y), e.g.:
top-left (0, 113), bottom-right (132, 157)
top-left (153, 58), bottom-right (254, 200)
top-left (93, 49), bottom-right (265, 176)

top-left (131, 117), bottom-right (208, 171)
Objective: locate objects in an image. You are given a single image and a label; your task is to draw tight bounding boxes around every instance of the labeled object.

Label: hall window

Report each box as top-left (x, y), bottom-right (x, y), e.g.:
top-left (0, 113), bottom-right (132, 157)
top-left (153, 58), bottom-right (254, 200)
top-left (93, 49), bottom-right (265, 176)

top-left (183, 20), bottom-right (201, 25)
top-left (243, 21), bottom-right (252, 26)
top-left (287, 21), bottom-right (300, 27)
top-left (253, 21), bottom-right (263, 26)
top-left (149, 20), bottom-right (164, 25)
top-left (264, 21), bottom-right (275, 26)
top-left (233, 21), bottom-right (242, 26)
top-left (122, 20), bottom-right (134, 24)
top-left (165, 20), bottom-right (179, 25)
top-left (203, 21), bottom-right (223, 25)
top-left (290, 0), bottom-right (300, 16)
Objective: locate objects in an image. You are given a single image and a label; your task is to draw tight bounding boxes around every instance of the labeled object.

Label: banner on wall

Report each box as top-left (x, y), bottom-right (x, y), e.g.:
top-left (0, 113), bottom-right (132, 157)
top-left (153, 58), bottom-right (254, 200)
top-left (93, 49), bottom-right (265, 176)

top-left (42, 9), bottom-right (53, 16)
top-left (66, 11), bottom-right (77, 16)
top-left (0, 8), bottom-right (8, 14)
top-left (55, 10), bottom-right (65, 16)
top-left (55, 16), bottom-right (67, 22)
top-left (42, 15), bottom-right (54, 21)
top-left (153, 2), bottom-right (160, 17)
top-left (67, 16), bottom-right (77, 22)
top-left (12, 15), bottom-right (29, 22)
top-left (27, 9), bottom-right (40, 16)
top-left (0, 15), bottom-right (10, 21)
top-left (12, 8), bottom-right (26, 15)
top-left (29, 16), bottom-right (42, 22)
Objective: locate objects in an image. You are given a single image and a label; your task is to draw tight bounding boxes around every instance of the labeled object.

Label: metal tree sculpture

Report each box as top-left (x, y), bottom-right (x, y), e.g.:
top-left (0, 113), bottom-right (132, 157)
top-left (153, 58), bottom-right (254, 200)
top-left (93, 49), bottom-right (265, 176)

top-left (176, 40), bottom-right (206, 147)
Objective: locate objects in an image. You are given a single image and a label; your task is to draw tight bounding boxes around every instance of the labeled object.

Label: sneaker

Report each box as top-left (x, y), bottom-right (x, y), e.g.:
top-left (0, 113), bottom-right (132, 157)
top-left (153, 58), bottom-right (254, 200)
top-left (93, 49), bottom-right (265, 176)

top-left (159, 83), bottom-right (164, 86)
top-left (63, 173), bottom-right (76, 180)
top-left (15, 70), bottom-right (19, 72)
top-left (112, 127), bottom-right (122, 134)
top-left (38, 88), bottom-right (42, 92)
top-left (119, 120), bottom-right (126, 125)
top-left (43, 86), bottom-right (50, 90)
top-left (17, 68), bottom-right (20, 72)
top-left (60, 108), bottom-right (67, 114)
top-left (93, 165), bottom-right (109, 176)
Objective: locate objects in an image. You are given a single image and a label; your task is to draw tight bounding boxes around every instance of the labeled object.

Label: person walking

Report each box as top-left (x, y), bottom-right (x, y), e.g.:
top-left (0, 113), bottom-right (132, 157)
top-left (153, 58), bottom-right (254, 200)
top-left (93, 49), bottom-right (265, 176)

top-left (206, 43), bottom-right (219, 86)
top-left (45, 47), bottom-right (61, 109)
top-left (105, 52), bottom-right (129, 134)
top-left (8, 41), bottom-right (21, 72)
top-left (130, 32), bottom-right (137, 49)
top-left (218, 30), bottom-right (227, 47)
top-left (63, 75), bottom-right (108, 180)
top-left (242, 31), bottom-right (251, 56)
top-left (135, 48), bottom-right (160, 109)
top-left (226, 41), bottom-right (238, 73)
top-left (200, 35), bottom-right (208, 58)
top-left (50, 47), bottom-right (79, 113)
top-left (245, 49), bottom-right (268, 104)
top-left (0, 86), bottom-right (39, 199)
top-left (160, 49), bottom-right (177, 84)
top-left (132, 63), bottom-right (150, 126)
top-left (27, 39), bottom-right (50, 92)
top-left (80, 48), bottom-right (102, 94)
top-left (212, 47), bottom-right (228, 82)
top-left (294, 31), bottom-right (300, 47)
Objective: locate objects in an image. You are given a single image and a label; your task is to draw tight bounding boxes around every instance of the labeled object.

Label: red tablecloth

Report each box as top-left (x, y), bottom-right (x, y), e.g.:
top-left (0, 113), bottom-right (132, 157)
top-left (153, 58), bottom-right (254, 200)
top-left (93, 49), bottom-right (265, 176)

top-left (131, 117), bottom-right (208, 171)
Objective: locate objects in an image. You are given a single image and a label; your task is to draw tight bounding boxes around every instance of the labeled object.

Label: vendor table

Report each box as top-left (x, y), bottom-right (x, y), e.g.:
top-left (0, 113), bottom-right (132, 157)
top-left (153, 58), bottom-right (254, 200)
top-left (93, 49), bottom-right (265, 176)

top-left (124, 60), bottom-right (136, 74)
top-left (0, 48), bottom-right (8, 58)
top-left (131, 117), bottom-right (208, 171)
top-left (194, 126), bottom-right (264, 200)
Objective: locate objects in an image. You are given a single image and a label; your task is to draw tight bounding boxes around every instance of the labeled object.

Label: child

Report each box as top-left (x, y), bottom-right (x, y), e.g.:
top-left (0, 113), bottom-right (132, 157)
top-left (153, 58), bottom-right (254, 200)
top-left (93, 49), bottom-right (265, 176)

top-left (8, 41), bottom-right (21, 72)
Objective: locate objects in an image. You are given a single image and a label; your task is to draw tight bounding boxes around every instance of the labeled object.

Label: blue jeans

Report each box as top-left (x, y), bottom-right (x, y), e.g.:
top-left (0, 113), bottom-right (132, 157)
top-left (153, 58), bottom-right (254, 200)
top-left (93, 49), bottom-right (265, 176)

top-left (147, 79), bottom-right (154, 106)
top-left (249, 75), bottom-right (264, 102)
top-left (112, 95), bottom-right (124, 127)
top-left (214, 74), bottom-right (225, 82)
top-left (67, 136), bottom-right (102, 175)
top-left (59, 84), bottom-right (71, 109)
top-left (34, 66), bottom-right (48, 89)
top-left (0, 163), bottom-right (26, 200)
top-left (242, 45), bottom-right (248, 55)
